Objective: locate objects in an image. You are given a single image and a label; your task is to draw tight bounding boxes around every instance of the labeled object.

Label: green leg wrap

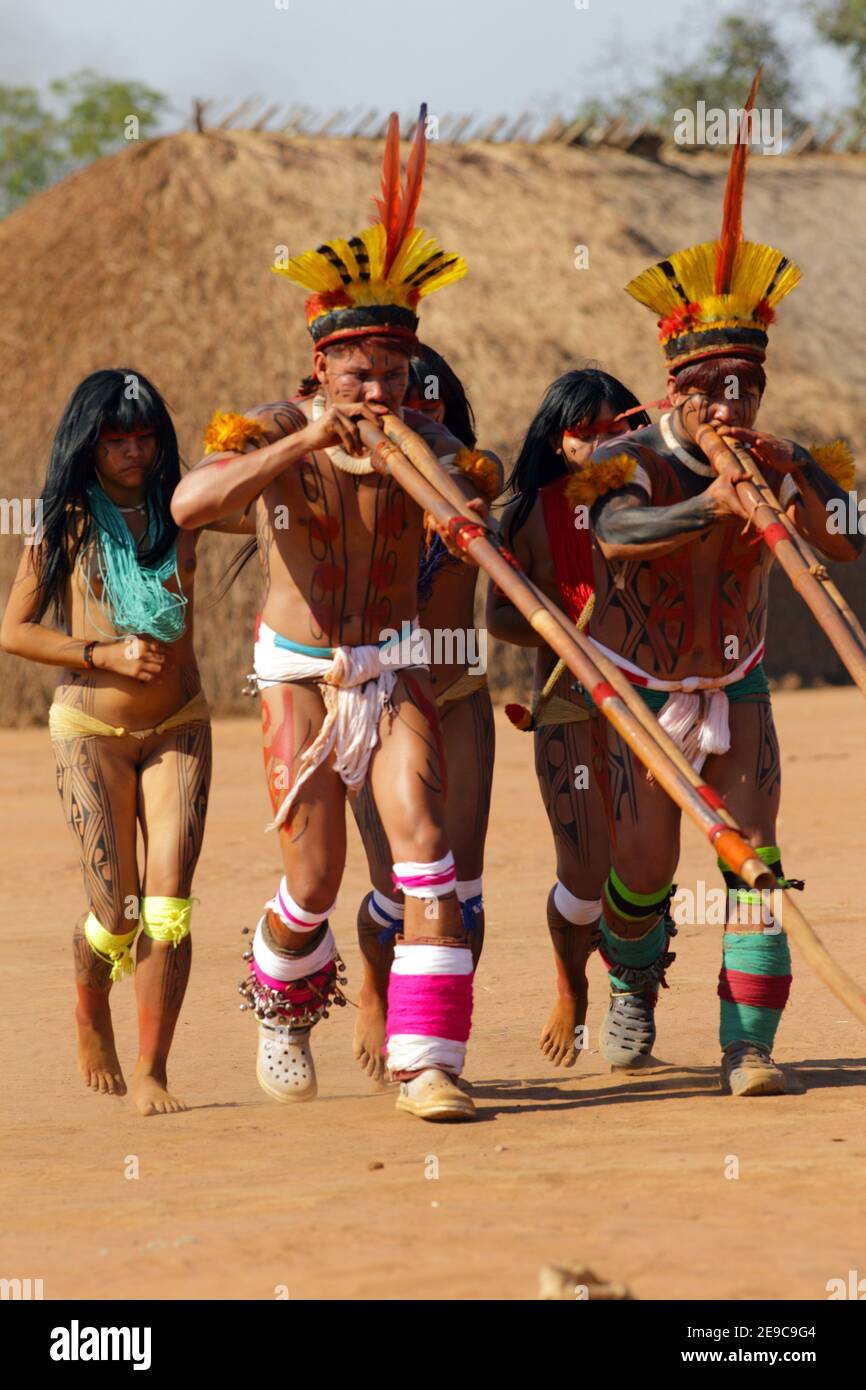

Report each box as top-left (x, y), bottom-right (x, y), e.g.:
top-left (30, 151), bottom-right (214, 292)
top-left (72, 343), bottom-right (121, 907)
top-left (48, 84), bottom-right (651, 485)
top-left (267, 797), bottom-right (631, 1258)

top-left (718, 930), bottom-right (792, 1051)
top-left (599, 871), bottom-right (676, 994)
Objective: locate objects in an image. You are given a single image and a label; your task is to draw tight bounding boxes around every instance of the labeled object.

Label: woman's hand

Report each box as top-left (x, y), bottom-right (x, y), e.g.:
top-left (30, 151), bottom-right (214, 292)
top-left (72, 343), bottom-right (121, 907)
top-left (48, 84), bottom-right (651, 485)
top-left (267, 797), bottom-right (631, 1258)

top-left (92, 636), bottom-right (171, 682)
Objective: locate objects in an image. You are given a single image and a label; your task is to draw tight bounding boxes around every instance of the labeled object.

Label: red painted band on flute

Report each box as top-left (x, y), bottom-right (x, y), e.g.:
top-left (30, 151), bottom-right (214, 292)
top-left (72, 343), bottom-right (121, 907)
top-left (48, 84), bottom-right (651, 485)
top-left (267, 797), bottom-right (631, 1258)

top-left (762, 522), bottom-right (790, 550)
top-left (592, 681), bottom-right (617, 706)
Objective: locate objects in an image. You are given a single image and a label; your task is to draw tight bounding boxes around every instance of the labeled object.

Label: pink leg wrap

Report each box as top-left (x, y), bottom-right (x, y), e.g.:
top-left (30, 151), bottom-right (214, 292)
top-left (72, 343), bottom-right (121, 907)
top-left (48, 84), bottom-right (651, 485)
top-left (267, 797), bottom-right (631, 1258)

top-left (385, 941), bottom-right (474, 1076)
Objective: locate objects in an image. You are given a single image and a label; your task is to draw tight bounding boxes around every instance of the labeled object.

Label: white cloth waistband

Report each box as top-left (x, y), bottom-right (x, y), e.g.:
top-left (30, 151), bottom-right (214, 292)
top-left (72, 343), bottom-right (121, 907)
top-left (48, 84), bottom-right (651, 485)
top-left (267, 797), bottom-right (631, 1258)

top-left (252, 619), bottom-right (426, 830)
top-left (587, 639), bottom-right (766, 774)
top-left (587, 636), bottom-right (765, 693)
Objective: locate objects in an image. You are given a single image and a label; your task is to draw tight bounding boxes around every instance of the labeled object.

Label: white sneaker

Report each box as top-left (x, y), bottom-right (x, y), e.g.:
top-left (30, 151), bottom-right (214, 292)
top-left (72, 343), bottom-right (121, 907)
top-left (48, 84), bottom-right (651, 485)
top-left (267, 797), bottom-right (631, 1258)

top-left (256, 1021), bottom-right (317, 1103)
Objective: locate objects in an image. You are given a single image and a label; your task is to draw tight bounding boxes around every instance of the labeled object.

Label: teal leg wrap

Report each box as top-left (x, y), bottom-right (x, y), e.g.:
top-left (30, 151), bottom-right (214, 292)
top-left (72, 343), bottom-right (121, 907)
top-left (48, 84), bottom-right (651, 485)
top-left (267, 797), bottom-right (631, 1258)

top-left (718, 930), bottom-right (792, 1051)
top-left (599, 872), bottom-right (676, 994)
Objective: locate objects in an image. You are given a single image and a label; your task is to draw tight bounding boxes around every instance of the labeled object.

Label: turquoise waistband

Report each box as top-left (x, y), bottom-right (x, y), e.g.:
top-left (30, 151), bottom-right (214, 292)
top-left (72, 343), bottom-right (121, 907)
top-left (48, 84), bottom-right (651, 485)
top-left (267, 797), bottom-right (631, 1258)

top-left (268, 629), bottom-right (405, 660)
top-left (271, 631), bottom-right (336, 659)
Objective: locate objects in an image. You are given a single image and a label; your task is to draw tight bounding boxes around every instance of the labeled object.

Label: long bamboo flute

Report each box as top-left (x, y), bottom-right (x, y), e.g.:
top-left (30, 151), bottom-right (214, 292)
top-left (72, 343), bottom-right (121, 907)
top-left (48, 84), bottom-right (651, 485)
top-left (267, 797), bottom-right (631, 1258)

top-left (696, 423), bottom-right (866, 697)
top-left (708, 428), bottom-right (866, 652)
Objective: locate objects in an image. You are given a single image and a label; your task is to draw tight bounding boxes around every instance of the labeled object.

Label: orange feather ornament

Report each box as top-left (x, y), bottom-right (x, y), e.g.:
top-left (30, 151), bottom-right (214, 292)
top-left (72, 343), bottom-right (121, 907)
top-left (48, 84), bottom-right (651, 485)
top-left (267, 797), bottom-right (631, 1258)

top-left (374, 112), bottom-right (402, 274)
top-left (390, 102), bottom-right (428, 273)
top-left (714, 67), bottom-right (762, 295)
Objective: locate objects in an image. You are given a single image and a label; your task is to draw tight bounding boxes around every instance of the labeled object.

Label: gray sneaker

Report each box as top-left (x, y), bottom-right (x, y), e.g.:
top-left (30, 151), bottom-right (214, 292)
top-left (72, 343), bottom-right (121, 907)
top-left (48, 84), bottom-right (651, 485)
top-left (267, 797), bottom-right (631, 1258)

top-left (721, 1041), bottom-right (788, 1096)
top-left (600, 990), bottom-right (657, 1068)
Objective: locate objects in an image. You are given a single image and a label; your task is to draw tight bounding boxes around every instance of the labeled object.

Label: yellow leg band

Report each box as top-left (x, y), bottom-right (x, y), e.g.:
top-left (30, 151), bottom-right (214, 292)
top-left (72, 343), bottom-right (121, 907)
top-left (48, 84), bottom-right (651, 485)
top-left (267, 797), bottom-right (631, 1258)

top-left (84, 913), bottom-right (138, 983)
top-left (140, 896), bottom-right (194, 947)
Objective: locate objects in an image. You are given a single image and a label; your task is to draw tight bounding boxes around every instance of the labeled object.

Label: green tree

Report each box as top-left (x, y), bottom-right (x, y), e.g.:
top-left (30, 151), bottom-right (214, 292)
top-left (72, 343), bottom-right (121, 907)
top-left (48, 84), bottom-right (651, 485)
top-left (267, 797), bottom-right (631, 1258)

top-left (649, 14), bottom-right (801, 132)
top-left (0, 70), bottom-right (168, 216)
top-left (0, 86), bottom-right (63, 214)
top-left (810, 0), bottom-right (866, 121)
top-left (565, 12), bottom-right (801, 138)
top-left (50, 69), bottom-right (167, 164)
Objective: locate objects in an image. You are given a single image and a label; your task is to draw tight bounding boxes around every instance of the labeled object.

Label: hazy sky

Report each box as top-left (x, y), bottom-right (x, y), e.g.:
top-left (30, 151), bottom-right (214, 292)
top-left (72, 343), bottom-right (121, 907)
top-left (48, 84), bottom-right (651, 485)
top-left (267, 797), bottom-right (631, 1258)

top-left (1, 0), bottom-right (853, 129)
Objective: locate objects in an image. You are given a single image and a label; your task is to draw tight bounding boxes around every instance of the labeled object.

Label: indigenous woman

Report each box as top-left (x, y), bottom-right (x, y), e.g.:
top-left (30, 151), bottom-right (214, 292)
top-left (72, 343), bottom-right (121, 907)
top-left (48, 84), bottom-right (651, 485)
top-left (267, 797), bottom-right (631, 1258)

top-left (487, 369), bottom-right (649, 1068)
top-left (1, 369), bottom-right (214, 1115)
top-left (349, 343), bottom-right (502, 1081)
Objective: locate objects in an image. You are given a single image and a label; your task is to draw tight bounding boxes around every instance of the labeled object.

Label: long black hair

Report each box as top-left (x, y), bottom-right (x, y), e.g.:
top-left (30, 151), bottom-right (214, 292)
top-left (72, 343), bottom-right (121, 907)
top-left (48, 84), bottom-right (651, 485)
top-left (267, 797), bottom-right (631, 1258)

top-left (506, 368), bottom-right (649, 539)
top-left (33, 369), bottom-right (180, 625)
top-left (407, 342), bottom-right (477, 447)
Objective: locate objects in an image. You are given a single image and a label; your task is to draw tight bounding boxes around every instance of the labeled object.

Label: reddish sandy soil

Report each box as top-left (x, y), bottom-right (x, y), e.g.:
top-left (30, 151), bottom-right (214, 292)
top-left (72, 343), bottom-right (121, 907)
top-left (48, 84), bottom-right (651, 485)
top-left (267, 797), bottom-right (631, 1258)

top-left (1, 690), bottom-right (864, 1301)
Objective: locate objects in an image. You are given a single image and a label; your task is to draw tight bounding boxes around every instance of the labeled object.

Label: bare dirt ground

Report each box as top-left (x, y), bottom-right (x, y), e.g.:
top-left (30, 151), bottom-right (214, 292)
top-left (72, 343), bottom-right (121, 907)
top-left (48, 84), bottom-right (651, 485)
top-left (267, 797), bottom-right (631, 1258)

top-left (1, 690), bottom-right (864, 1302)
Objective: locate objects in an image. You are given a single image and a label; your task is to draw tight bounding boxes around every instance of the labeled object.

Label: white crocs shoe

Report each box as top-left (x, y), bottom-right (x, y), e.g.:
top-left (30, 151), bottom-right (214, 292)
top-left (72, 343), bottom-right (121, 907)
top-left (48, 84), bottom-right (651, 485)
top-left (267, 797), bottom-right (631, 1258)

top-left (256, 1022), bottom-right (317, 1103)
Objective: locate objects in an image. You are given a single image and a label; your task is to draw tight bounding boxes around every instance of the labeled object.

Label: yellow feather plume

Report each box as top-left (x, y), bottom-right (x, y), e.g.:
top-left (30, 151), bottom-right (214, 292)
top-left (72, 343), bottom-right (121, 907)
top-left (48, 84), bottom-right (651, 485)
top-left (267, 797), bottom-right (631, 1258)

top-left (809, 440), bottom-right (856, 492)
top-left (271, 249), bottom-right (342, 294)
top-left (453, 447), bottom-right (500, 501)
top-left (564, 453), bottom-right (637, 508)
top-left (203, 411), bottom-right (266, 456)
top-left (626, 241), bottom-right (800, 320)
top-left (271, 221), bottom-right (465, 311)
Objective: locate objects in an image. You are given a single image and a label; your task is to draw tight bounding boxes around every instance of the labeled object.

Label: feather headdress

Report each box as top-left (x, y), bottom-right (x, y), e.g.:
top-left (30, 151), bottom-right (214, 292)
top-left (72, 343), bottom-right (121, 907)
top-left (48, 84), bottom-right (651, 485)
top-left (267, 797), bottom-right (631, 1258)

top-left (272, 103), bottom-right (466, 350)
top-left (625, 70), bottom-right (800, 368)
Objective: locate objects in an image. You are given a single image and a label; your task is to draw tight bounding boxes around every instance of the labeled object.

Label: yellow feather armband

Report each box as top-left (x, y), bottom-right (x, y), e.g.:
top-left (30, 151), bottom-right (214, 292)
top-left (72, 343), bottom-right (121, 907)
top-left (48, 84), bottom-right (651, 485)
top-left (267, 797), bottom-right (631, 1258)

top-left (808, 440), bottom-right (856, 493)
top-left (203, 411), bottom-right (267, 456)
top-left (453, 447), bottom-right (501, 501)
top-left (564, 453), bottom-right (637, 509)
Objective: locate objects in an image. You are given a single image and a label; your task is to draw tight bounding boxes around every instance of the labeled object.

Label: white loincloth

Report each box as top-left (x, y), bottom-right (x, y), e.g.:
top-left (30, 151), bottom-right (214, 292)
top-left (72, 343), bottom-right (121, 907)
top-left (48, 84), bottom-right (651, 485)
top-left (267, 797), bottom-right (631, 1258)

top-left (251, 619), bottom-right (428, 830)
top-left (588, 637), bottom-right (766, 773)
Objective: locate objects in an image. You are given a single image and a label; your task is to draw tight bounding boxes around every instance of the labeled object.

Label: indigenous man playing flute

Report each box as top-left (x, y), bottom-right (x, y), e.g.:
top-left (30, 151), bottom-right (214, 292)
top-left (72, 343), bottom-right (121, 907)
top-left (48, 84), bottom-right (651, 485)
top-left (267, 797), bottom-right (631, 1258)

top-left (172, 108), bottom-right (497, 1122)
top-left (583, 100), bottom-right (863, 1093)
top-left (349, 343), bottom-right (502, 1081)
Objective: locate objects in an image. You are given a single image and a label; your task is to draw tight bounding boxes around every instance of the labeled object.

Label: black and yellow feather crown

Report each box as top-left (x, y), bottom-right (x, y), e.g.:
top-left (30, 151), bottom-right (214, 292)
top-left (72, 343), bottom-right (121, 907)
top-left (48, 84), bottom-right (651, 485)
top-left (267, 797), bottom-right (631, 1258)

top-left (271, 104), bottom-right (466, 350)
top-left (625, 71), bottom-right (800, 369)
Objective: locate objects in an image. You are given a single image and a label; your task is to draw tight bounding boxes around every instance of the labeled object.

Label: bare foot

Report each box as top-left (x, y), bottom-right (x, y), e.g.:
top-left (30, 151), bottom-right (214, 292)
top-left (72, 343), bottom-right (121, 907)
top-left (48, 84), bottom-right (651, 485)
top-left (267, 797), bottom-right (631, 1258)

top-left (539, 989), bottom-right (587, 1068)
top-left (540, 888), bottom-right (595, 1069)
top-left (354, 895), bottom-right (394, 1083)
top-left (75, 1005), bottom-right (126, 1096)
top-left (353, 982), bottom-right (388, 1082)
top-left (131, 1062), bottom-right (186, 1116)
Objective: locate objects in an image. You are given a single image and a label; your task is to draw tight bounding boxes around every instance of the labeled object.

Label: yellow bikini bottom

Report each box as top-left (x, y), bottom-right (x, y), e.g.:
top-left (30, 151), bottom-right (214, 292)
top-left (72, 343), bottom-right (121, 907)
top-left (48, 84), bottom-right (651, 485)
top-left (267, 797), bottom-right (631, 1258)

top-left (49, 690), bottom-right (210, 741)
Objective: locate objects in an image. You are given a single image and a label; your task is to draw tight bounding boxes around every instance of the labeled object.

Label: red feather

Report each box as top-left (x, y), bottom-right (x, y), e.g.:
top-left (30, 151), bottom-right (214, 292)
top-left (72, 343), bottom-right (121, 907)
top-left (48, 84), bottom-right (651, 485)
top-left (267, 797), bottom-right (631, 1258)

top-left (374, 112), bottom-right (402, 272)
top-left (388, 103), bottom-right (428, 275)
top-left (714, 67), bottom-right (762, 295)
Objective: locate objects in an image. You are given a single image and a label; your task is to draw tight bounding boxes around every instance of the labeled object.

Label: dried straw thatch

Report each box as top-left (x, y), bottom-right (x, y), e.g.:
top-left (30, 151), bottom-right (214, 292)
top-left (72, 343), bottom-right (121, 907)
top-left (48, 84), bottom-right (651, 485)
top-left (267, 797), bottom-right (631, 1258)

top-left (1, 129), bottom-right (865, 723)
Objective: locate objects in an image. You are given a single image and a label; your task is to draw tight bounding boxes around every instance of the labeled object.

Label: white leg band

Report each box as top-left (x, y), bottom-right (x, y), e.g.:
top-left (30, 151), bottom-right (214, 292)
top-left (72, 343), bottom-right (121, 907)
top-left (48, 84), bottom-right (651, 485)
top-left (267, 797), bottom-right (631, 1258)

top-left (456, 877), bottom-right (483, 903)
top-left (553, 881), bottom-right (602, 926)
top-left (392, 851), bottom-right (457, 900)
top-left (272, 877), bottom-right (337, 931)
top-left (385, 1036), bottom-right (467, 1073)
top-left (391, 942), bottom-right (474, 976)
top-left (253, 919), bottom-right (336, 982)
top-left (368, 889), bottom-right (405, 930)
